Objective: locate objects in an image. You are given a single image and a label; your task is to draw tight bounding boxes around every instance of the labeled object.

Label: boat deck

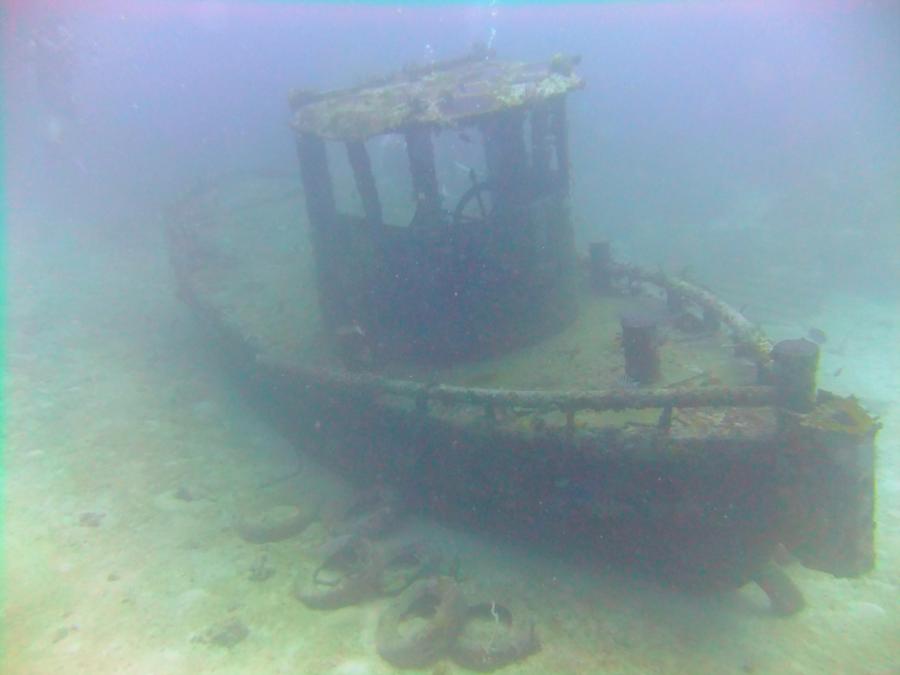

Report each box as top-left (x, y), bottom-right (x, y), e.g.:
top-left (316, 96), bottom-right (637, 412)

top-left (171, 176), bottom-right (765, 435)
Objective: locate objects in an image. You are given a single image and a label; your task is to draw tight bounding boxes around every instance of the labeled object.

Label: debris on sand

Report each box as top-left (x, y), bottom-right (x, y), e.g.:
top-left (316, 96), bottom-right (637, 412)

top-left (78, 512), bottom-right (105, 527)
top-left (192, 618), bottom-right (249, 648)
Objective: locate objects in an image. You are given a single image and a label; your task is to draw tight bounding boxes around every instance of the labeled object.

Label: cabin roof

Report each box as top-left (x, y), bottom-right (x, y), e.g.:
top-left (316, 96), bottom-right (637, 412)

top-left (289, 51), bottom-right (583, 142)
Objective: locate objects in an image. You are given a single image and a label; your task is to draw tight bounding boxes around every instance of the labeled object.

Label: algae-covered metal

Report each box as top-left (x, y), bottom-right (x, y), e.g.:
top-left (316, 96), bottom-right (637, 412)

top-left (290, 49), bottom-right (584, 141)
top-left (778, 392), bottom-right (879, 577)
top-left (290, 48), bottom-right (582, 365)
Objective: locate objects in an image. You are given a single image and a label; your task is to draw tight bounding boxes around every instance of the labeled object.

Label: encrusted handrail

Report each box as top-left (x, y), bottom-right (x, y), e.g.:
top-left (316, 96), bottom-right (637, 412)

top-left (272, 363), bottom-right (778, 414)
top-left (613, 263), bottom-right (774, 368)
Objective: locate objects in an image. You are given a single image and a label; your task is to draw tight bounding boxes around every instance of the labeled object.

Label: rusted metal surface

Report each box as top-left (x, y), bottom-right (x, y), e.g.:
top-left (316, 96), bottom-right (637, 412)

top-left (614, 263), bottom-right (774, 369)
top-left (261, 358), bottom-right (778, 414)
top-left (778, 392), bottom-right (879, 577)
top-left (167, 97), bottom-right (880, 593)
top-left (290, 51), bottom-right (584, 141)
top-left (670, 405), bottom-right (778, 443)
top-left (165, 182), bottom-right (881, 593)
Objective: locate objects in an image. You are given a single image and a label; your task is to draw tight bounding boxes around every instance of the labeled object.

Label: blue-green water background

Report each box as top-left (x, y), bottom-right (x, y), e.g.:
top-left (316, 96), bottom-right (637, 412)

top-left (6, 1), bottom-right (899, 294)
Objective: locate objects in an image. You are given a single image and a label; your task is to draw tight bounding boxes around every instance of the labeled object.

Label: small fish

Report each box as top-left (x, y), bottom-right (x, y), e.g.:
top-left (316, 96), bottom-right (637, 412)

top-left (832, 367), bottom-right (843, 378)
top-left (458, 131), bottom-right (473, 143)
top-left (807, 327), bottom-right (828, 345)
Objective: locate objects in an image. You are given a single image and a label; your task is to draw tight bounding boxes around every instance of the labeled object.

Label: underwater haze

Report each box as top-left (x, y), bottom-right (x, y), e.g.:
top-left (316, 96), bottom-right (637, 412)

top-left (3, 1), bottom-right (900, 674)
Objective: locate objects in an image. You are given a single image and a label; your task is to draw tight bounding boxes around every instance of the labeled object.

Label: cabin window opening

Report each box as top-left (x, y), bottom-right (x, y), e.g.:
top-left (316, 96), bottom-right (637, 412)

top-left (433, 127), bottom-right (489, 220)
top-left (369, 133), bottom-right (418, 228)
top-left (325, 141), bottom-right (365, 220)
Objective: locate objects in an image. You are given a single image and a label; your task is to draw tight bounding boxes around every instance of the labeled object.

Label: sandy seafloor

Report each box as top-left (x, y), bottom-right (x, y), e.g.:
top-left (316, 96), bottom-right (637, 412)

top-left (4, 205), bottom-right (899, 675)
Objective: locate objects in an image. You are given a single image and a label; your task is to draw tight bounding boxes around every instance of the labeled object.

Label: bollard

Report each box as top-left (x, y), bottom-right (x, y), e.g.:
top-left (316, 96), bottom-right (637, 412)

top-left (589, 241), bottom-right (612, 292)
top-left (620, 308), bottom-right (661, 385)
top-left (771, 338), bottom-right (819, 412)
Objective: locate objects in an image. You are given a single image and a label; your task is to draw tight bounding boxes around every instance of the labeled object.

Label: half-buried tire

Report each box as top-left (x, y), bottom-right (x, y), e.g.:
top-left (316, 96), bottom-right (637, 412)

top-left (449, 601), bottom-right (541, 672)
top-left (294, 535), bottom-right (384, 610)
top-left (380, 543), bottom-right (443, 597)
top-left (236, 502), bottom-right (318, 544)
top-left (376, 577), bottom-right (466, 669)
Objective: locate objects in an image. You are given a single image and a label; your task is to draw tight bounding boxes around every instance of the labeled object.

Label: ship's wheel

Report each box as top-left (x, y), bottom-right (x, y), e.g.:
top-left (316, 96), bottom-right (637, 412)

top-left (451, 180), bottom-right (496, 230)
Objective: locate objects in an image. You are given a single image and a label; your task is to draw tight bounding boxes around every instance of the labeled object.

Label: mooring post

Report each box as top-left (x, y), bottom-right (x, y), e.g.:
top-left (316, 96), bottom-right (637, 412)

top-left (771, 338), bottom-right (819, 412)
top-left (589, 240), bottom-right (612, 292)
top-left (620, 308), bottom-right (661, 385)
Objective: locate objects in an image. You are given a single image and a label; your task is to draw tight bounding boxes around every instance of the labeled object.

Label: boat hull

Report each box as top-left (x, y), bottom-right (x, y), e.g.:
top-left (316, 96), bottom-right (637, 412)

top-left (166, 178), bottom-right (876, 593)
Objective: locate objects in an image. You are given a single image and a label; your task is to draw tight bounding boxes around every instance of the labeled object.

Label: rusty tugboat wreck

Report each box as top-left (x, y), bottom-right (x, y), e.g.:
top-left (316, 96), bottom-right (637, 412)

top-left (168, 48), bottom-right (878, 615)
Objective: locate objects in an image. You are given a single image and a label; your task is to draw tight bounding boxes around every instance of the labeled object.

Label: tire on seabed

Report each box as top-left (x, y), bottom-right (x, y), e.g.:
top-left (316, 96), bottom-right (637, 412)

top-left (236, 502), bottom-right (318, 544)
top-left (376, 576), bottom-right (467, 669)
top-left (380, 542), bottom-right (443, 596)
top-left (331, 487), bottom-right (403, 540)
top-left (449, 601), bottom-right (541, 672)
top-left (294, 535), bottom-right (384, 610)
